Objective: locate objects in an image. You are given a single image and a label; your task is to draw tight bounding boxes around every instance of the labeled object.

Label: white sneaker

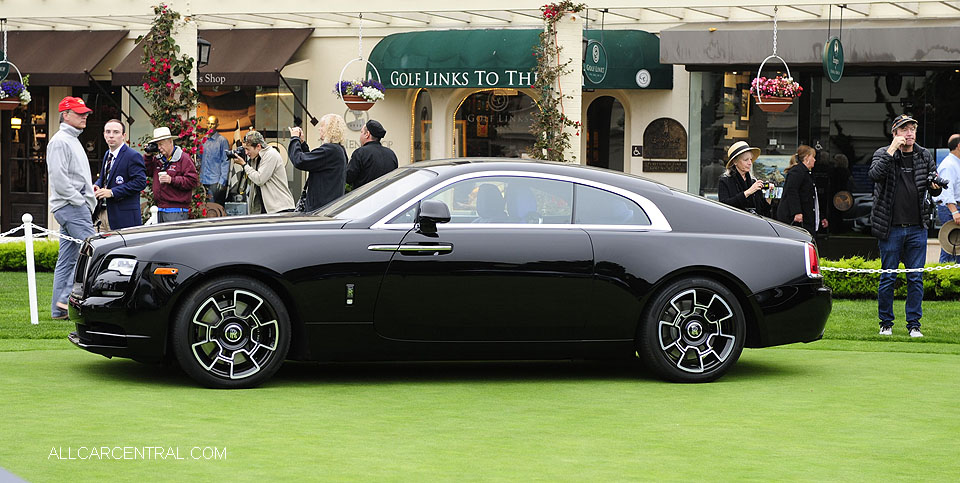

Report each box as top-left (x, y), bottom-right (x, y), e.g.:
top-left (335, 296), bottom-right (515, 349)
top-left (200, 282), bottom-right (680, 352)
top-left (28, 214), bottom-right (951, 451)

top-left (909, 328), bottom-right (924, 338)
top-left (879, 326), bottom-right (893, 336)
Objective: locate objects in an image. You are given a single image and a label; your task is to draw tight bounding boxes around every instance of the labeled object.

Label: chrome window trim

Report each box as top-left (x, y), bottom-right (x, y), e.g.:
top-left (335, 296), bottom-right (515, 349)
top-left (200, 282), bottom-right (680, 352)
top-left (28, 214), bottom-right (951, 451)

top-left (370, 170), bottom-right (672, 232)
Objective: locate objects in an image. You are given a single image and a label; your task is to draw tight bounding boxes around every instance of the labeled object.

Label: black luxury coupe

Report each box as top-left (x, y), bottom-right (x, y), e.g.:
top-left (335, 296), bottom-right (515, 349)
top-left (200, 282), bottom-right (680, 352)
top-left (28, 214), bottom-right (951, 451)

top-left (69, 160), bottom-right (831, 388)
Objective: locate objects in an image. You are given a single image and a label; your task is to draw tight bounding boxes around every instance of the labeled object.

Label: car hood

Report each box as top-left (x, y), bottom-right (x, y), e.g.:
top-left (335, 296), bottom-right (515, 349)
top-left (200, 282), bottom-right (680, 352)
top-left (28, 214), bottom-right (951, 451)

top-left (115, 213), bottom-right (345, 247)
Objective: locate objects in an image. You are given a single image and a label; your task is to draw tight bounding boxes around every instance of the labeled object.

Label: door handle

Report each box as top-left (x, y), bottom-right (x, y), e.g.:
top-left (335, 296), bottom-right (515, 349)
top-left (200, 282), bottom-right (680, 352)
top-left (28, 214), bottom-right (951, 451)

top-left (367, 243), bottom-right (454, 254)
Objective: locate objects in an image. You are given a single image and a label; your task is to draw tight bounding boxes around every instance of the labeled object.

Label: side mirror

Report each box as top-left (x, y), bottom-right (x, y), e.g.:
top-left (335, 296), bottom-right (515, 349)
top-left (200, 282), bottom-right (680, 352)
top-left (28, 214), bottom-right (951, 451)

top-left (416, 200), bottom-right (451, 235)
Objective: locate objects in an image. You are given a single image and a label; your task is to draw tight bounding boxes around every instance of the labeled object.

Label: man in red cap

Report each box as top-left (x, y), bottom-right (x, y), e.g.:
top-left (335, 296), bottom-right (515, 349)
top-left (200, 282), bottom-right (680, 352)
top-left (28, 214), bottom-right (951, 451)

top-left (47, 97), bottom-right (97, 319)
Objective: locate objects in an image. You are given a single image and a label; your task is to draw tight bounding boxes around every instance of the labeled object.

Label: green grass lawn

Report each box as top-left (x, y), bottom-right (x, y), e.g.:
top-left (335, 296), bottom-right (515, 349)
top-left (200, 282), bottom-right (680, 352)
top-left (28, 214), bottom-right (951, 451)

top-left (1, 271), bottom-right (959, 481)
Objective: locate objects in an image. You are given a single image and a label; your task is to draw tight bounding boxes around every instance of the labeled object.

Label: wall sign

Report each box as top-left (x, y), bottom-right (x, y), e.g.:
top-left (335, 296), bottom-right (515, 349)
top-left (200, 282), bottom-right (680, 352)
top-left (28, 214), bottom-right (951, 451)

top-left (385, 69), bottom-right (538, 89)
top-left (583, 40), bottom-right (608, 84)
top-left (631, 145), bottom-right (642, 157)
top-left (642, 118), bottom-right (688, 160)
top-left (643, 161), bottom-right (687, 173)
top-left (822, 36), bottom-right (844, 83)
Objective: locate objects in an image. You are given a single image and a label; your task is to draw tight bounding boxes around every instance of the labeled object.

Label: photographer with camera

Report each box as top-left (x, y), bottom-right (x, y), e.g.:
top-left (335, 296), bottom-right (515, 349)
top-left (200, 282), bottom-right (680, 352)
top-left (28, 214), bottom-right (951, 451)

top-left (777, 145), bottom-right (828, 236)
top-left (718, 141), bottom-right (772, 216)
top-left (869, 114), bottom-right (942, 338)
top-left (231, 130), bottom-right (294, 214)
top-left (143, 126), bottom-right (199, 223)
top-left (933, 134), bottom-right (960, 262)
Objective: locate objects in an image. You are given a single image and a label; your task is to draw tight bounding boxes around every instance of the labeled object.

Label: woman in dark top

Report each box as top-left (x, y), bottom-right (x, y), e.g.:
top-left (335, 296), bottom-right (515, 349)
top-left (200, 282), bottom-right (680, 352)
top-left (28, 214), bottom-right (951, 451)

top-left (288, 114), bottom-right (348, 211)
top-left (777, 144), bottom-right (828, 235)
top-left (718, 141), bottom-right (771, 216)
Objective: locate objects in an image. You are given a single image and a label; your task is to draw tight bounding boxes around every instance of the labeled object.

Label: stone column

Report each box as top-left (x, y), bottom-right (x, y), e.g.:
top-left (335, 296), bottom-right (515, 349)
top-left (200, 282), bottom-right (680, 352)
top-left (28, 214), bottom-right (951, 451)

top-left (554, 11), bottom-right (583, 163)
top-left (170, 1), bottom-right (198, 117)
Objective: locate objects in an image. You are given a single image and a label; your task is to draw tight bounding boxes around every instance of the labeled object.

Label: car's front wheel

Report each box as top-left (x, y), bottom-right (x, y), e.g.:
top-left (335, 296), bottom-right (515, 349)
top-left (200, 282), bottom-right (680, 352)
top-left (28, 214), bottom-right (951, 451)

top-left (637, 277), bottom-right (745, 383)
top-left (172, 276), bottom-right (290, 388)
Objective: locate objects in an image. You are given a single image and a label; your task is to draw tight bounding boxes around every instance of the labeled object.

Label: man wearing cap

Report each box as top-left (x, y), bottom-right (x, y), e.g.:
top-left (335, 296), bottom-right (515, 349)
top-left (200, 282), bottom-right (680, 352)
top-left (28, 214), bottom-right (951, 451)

top-left (932, 134), bottom-right (960, 262)
top-left (144, 126), bottom-right (199, 223)
top-left (869, 114), bottom-right (942, 338)
top-left (200, 116), bottom-right (230, 204)
top-left (47, 97), bottom-right (97, 319)
top-left (345, 120), bottom-right (398, 189)
top-left (94, 119), bottom-right (147, 230)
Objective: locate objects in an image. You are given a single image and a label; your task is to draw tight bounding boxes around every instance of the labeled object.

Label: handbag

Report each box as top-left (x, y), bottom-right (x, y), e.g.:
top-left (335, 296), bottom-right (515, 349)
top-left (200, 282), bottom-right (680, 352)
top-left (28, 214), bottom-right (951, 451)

top-left (295, 188), bottom-right (308, 212)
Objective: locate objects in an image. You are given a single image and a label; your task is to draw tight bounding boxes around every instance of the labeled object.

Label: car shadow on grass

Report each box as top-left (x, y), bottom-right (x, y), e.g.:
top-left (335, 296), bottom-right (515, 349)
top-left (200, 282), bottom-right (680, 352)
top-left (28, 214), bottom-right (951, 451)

top-left (75, 356), bottom-right (805, 388)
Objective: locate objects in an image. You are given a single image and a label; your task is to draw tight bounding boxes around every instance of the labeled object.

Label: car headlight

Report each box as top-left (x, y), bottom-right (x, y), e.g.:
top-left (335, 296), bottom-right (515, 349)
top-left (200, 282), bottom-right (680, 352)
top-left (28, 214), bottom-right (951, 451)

top-left (107, 257), bottom-right (137, 277)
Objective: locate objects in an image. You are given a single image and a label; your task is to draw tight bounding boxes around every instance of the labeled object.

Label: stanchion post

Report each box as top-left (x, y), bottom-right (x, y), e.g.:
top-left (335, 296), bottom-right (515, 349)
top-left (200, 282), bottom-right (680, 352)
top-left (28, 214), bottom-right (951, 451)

top-left (22, 213), bottom-right (39, 325)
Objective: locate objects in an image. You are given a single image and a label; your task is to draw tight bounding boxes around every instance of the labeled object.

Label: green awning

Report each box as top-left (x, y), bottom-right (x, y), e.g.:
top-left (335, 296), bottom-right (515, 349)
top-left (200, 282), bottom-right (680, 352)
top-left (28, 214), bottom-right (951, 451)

top-left (583, 30), bottom-right (672, 89)
top-left (367, 29), bottom-right (671, 90)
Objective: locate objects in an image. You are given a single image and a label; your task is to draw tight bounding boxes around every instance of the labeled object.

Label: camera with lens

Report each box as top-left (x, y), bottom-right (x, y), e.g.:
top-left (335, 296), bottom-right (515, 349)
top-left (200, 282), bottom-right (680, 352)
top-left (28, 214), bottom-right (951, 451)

top-left (143, 142), bottom-right (160, 155)
top-left (225, 146), bottom-right (246, 160)
top-left (928, 173), bottom-right (950, 189)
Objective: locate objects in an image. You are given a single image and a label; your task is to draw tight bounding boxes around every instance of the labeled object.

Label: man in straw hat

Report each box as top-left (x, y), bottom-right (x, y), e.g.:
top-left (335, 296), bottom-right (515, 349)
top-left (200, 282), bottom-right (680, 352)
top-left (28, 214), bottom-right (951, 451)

top-left (932, 134), bottom-right (960, 262)
top-left (144, 126), bottom-right (198, 223)
top-left (47, 97), bottom-right (96, 319)
top-left (869, 114), bottom-right (942, 338)
top-left (718, 141), bottom-right (772, 217)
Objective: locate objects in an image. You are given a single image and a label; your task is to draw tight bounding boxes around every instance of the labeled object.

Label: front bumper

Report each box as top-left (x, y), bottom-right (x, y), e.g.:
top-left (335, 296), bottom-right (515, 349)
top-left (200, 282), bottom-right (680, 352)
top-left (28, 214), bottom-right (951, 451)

top-left (68, 261), bottom-right (200, 363)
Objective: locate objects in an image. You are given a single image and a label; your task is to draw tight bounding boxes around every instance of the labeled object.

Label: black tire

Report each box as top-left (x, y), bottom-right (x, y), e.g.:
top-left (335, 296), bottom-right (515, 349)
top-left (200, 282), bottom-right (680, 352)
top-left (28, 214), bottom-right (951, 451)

top-left (172, 276), bottom-right (291, 389)
top-left (637, 277), bottom-right (745, 383)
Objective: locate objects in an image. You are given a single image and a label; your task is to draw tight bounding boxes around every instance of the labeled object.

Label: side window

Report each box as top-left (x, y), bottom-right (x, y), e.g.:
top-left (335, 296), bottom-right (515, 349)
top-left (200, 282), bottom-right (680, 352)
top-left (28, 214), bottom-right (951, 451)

top-left (388, 176), bottom-right (574, 224)
top-left (574, 184), bottom-right (650, 225)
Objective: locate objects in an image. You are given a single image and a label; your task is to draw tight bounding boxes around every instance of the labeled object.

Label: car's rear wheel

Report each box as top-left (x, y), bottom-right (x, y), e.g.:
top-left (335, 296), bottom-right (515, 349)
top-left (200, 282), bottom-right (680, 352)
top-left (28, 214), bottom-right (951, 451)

top-left (172, 276), bottom-right (290, 388)
top-left (637, 277), bottom-right (745, 383)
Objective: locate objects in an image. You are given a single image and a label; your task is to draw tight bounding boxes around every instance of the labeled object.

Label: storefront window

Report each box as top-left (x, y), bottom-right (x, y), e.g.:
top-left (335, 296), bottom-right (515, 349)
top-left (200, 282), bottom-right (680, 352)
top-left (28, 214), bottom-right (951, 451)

top-left (586, 96), bottom-right (625, 171)
top-left (691, 71), bottom-right (799, 199)
top-left (454, 90), bottom-right (537, 158)
top-left (413, 89), bottom-right (432, 162)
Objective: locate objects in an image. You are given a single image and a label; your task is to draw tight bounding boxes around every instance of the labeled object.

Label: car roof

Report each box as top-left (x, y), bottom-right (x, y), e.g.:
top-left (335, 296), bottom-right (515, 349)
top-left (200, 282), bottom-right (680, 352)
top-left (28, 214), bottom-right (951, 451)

top-left (408, 158), bottom-right (669, 195)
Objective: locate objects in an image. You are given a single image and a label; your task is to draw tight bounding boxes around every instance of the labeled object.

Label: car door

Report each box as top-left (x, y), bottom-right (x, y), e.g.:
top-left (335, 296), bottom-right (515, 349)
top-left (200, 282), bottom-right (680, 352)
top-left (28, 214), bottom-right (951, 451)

top-left (374, 175), bottom-right (595, 341)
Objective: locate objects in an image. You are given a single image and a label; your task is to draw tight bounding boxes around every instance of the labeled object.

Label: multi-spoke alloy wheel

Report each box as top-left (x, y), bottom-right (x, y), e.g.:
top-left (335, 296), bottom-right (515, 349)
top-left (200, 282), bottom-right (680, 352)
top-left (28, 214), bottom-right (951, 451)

top-left (637, 277), bottom-right (745, 383)
top-left (173, 276), bottom-right (290, 388)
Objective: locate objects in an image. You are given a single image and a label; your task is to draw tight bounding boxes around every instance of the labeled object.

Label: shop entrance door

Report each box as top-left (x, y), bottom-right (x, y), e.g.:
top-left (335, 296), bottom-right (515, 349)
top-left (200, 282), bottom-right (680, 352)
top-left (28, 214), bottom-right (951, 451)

top-left (585, 96), bottom-right (625, 171)
top-left (1, 88), bottom-right (49, 232)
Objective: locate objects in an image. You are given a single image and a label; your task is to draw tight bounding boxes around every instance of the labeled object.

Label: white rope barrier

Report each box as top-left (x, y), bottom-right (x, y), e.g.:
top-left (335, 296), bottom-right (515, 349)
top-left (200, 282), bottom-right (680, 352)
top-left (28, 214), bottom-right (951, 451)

top-left (0, 214), bottom-right (86, 325)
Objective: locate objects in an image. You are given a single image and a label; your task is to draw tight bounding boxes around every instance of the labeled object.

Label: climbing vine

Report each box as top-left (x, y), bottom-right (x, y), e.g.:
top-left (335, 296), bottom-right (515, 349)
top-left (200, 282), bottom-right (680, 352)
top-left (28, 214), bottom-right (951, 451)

top-left (137, 3), bottom-right (210, 219)
top-left (527, 1), bottom-right (585, 162)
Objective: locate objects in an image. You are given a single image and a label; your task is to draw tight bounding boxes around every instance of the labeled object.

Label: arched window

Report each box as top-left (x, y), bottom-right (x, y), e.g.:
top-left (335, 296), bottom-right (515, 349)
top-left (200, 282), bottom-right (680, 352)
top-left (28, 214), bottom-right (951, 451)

top-left (412, 89), bottom-right (432, 162)
top-left (586, 96), bottom-right (625, 171)
top-left (453, 90), bottom-right (537, 158)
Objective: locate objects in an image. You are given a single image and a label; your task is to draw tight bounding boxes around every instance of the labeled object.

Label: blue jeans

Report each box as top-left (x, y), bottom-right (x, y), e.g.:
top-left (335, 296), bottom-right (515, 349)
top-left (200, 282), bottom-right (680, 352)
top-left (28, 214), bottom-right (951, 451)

top-left (877, 225), bottom-right (926, 329)
top-left (52, 204), bottom-right (94, 316)
top-left (936, 205), bottom-right (960, 263)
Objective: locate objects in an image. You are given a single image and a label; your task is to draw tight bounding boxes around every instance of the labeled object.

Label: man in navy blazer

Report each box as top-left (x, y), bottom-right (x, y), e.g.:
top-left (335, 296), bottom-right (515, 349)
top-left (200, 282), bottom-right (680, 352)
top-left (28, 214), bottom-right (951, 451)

top-left (94, 119), bottom-right (147, 229)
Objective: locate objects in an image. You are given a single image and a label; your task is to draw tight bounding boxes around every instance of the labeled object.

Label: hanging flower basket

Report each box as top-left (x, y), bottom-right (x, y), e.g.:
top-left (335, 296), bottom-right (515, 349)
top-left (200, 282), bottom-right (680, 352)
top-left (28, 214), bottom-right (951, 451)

top-left (0, 98), bottom-right (20, 111)
top-left (753, 95), bottom-right (793, 113)
top-left (0, 62), bottom-right (31, 110)
top-left (341, 94), bottom-right (376, 111)
top-left (336, 58), bottom-right (383, 112)
top-left (751, 55), bottom-right (801, 114)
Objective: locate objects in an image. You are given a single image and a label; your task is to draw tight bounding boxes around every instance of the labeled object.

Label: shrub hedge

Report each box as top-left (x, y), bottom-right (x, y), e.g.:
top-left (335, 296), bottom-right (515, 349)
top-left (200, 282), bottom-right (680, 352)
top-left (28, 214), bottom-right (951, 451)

top-left (0, 241), bottom-right (61, 271)
top-left (822, 257), bottom-right (960, 300)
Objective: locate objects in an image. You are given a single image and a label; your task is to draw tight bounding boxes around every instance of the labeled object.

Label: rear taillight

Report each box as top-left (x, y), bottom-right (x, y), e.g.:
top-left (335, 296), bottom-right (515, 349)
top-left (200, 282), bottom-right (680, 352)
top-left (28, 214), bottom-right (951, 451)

top-left (805, 242), bottom-right (821, 278)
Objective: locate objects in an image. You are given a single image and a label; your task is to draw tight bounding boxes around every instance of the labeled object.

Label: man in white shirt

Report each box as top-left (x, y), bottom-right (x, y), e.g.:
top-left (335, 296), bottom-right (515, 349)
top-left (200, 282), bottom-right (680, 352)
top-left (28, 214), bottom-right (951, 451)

top-left (933, 134), bottom-right (960, 262)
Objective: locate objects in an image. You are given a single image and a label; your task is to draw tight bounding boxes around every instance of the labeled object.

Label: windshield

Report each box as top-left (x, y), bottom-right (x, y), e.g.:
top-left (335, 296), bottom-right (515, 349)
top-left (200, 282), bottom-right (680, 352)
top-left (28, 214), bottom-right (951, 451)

top-left (317, 168), bottom-right (438, 220)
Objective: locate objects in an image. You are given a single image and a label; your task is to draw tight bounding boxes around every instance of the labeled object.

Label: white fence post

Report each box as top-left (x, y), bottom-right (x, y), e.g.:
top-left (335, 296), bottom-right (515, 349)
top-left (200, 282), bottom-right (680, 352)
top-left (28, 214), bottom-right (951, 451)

top-left (22, 214), bottom-right (39, 325)
top-left (147, 206), bottom-right (159, 225)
